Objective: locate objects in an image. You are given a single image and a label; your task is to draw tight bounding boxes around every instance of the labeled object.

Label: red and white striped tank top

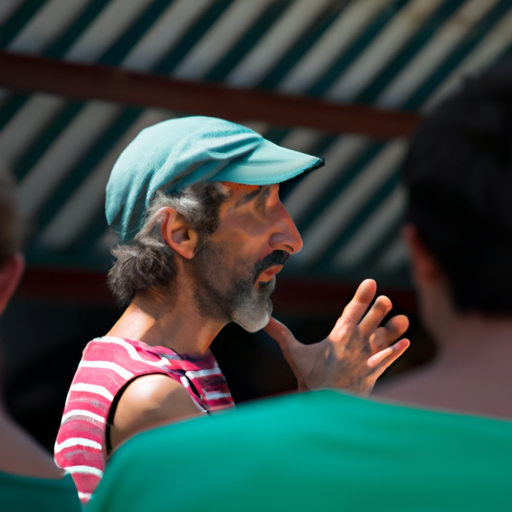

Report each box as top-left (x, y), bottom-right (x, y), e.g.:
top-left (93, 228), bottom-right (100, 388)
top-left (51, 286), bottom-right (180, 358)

top-left (55, 336), bottom-right (233, 505)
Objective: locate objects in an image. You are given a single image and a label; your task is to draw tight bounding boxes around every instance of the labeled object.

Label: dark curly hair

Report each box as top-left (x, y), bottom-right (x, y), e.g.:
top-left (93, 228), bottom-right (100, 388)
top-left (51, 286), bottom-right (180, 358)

top-left (403, 56), bottom-right (512, 314)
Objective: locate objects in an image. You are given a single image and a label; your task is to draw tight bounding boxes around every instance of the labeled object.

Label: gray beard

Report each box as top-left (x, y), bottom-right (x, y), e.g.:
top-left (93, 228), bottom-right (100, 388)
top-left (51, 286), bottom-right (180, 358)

top-left (189, 240), bottom-right (275, 332)
top-left (229, 277), bottom-right (274, 332)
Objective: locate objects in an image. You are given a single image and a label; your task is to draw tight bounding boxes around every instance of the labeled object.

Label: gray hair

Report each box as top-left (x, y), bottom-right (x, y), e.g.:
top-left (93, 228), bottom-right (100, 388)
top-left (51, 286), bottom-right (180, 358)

top-left (107, 182), bottom-right (229, 305)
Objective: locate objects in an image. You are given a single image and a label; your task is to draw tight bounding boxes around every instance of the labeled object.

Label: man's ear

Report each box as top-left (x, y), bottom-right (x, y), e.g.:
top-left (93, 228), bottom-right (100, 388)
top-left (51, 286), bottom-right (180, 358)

top-left (0, 253), bottom-right (24, 316)
top-left (402, 223), bottom-right (443, 287)
top-left (160, 208), bottom-right (198, 260)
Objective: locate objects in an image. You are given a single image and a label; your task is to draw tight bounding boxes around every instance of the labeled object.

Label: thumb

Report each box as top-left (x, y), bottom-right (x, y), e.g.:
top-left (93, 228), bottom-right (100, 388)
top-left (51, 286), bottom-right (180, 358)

top-left (264, 317), bottom-right (298, 352)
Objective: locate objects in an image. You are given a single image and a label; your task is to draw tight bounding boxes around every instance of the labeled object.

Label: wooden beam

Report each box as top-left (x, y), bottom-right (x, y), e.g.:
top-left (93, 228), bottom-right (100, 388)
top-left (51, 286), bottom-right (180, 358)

top-left (16, 267), bottom-right (417, 316)
top-left (0, 51), bottom-right (419, 140)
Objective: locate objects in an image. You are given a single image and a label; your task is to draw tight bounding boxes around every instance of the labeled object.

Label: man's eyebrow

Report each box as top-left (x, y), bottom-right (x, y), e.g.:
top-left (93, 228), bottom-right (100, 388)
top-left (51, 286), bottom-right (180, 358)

top-left (234, 187), bottom-right (264, 208)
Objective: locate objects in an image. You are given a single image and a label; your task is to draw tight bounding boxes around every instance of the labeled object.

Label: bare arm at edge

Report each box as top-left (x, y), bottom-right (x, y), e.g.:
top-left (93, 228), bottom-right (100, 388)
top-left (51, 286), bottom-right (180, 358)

top-left (110, 374), bottom-right (203, 452)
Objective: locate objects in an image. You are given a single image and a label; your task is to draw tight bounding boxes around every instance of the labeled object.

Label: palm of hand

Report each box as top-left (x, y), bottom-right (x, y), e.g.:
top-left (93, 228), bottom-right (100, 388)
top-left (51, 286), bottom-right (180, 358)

top-left (264, 279), bottom-right (410, 395)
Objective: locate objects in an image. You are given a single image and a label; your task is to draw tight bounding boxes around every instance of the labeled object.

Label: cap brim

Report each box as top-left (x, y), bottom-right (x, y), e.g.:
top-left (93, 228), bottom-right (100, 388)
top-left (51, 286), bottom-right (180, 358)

top-left (210, 138), bottom-right (324, 186)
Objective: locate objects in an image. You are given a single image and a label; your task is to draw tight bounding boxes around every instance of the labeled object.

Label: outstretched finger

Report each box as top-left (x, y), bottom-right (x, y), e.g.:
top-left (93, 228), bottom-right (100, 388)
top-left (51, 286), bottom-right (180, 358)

top-left (330, 279), bottom-right (377, 340)
top-left (367, 338), bottom-right (410, 371)
top-left (369, 314), bottom-right (409, 353)
top-left (357, 295), bottom-right (393, 337)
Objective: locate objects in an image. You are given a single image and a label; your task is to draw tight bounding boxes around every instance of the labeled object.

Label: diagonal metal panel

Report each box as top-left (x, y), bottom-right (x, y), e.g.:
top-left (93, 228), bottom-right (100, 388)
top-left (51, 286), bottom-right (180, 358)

top-left (0, 94), bottom-right (62, 166)
top-left (333, 184), bottom-right (406, 267)
top-left (376, 0), bottom-right (499, 108)
top-left (173, 0), bottom-right (274, 80)
top-left (225, 0), bottom-right (333, 87)
top-left (0, 0), bottom-right (46, 47)
top-left (8, 0), bottom-right (92, 54)
top-left (121, 0), bottom-right (216, 71)
top-left (326, 0), bottom-right (447, 102)
top-left (0, 0), bottom-right (511, 285)
top-left (18, 101), bottom-right (120, 218)
top-left (294, 141), bottom-right (407, 266)
top-left (279, 0), bottom-right (393, 94)
top-left (64, 0), bottom-right (152, 64)
top-left (284, 135), bottom-right (369, 225)
top-left (39, 109), bottom-right (172, 250)
top-left (0, 1), bottom-right (25, 25)
top-left (424, 5), bottom-right (512, 110)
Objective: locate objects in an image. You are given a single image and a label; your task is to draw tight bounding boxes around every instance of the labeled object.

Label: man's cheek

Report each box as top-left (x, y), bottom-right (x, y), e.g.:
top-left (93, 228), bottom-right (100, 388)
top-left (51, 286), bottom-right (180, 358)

top-left (220, 238), bottom-right (254, 266)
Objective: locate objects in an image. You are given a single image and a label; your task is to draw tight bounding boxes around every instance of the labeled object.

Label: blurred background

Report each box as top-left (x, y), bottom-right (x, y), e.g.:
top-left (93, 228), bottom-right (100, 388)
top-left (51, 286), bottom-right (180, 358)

top-left (1, 0), bottom-right (511, 450)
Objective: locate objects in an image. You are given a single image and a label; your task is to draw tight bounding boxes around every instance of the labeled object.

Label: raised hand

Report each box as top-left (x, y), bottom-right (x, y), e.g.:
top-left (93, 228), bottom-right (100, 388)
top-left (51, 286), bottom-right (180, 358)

top-left (264, 279), bottom-right (410, 395)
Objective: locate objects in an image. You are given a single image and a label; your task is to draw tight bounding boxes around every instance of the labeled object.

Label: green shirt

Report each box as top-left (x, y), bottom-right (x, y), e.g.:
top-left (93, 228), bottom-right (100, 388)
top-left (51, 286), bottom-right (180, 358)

top-left (89, 390), bottom-right (512, 512)
top-left (0, 471), bottom-right (82, 512)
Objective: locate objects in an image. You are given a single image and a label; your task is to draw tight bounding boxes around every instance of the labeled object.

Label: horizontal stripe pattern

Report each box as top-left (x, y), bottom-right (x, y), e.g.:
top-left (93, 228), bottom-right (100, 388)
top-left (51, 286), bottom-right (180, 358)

top-left (55, 437), bottom-right (102, 453)
top-left (186, 367), bottom-right (223, 379)
top-left (66, 465), bottom-right (104, 478)
top-left (70, 383), bottom-right (114, 401)
top-left (56, 336), bottom-right (233, 504)
top-left (93, 336), bottom-right (172, 367)
top-left (78, 360), bottom-right (134, 379)
top-left (203, 391), bottom-right (233, 400)
top-left (61, 409), bottom-right (106, 424)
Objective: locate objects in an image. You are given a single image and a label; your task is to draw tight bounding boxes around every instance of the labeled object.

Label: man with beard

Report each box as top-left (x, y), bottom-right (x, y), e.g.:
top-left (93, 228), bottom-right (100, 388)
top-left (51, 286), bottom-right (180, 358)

top-left (55, 117), bottom-right (409, 505)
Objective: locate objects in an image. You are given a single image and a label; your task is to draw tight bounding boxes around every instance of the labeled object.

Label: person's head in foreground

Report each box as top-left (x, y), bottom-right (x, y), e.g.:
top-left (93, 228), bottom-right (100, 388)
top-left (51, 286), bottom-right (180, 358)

top-left (375, 56), bottom-right (512, 418)
top-left (404, 58), bottom-right (512, 322)
top-left (56, 116), bottom-right (409, 504)
top-left (0, 169), bottom-right (82, 512)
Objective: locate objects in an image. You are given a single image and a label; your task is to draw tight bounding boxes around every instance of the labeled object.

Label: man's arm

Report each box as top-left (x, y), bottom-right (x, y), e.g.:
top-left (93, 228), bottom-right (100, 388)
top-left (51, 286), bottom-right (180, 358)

top-left (265, 279), bottom-right (410, 394)
top-left (109, 375), bottom-right (203, 452)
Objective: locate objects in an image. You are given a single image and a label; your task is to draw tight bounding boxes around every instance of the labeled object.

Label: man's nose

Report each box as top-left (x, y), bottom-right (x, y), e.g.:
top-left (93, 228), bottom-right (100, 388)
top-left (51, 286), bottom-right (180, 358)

top-left (269, 203), bottom-right (303, 254)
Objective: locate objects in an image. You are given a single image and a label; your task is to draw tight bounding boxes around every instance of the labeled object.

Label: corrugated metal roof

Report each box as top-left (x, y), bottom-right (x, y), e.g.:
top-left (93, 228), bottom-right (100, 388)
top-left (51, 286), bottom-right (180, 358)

top-left (1, 0), bottom-right (511, 286)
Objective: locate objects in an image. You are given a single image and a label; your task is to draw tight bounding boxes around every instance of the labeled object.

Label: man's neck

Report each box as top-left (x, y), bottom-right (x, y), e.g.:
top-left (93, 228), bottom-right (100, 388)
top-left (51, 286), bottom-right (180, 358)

top-left (107, 290), bottom-right (225, 359)
top-left (431, 309), bottom-right (512, 367)
top-left (418, 282), bottom-right (512, 365)
top-left (375, 291), bottom-right (512, 419)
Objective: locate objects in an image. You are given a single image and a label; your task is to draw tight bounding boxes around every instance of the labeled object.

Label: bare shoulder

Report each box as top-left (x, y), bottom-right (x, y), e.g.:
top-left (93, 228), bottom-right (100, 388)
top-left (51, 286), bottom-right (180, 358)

top-left (121, 374), bottom-right (194, 409)
top-left (110, 374), bottom-right (202, 450)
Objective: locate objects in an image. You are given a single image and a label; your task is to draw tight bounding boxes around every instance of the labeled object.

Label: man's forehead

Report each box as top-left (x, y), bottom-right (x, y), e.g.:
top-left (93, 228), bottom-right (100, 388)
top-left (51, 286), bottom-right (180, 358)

top-left (220, 182), bottom-right (277, 195)
top-left (222, 182), bottom-right (261, 194)
top-left (212, 182), bottom-right (277, 215)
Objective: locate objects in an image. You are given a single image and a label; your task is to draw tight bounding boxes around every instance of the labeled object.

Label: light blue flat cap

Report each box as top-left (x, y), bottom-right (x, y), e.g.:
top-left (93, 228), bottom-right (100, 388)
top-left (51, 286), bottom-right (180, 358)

top-left (106, 116), bottom-right (324, 243)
